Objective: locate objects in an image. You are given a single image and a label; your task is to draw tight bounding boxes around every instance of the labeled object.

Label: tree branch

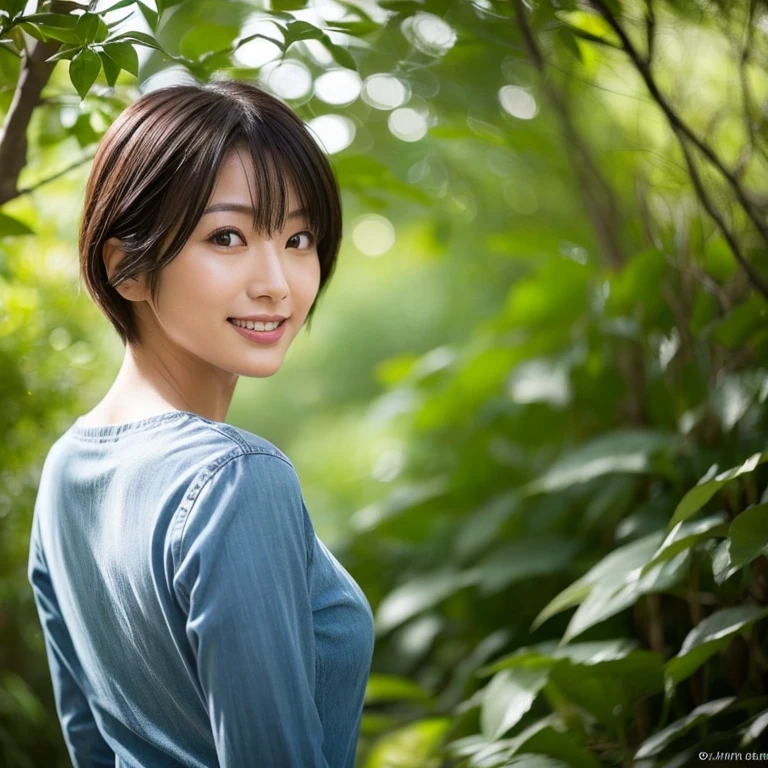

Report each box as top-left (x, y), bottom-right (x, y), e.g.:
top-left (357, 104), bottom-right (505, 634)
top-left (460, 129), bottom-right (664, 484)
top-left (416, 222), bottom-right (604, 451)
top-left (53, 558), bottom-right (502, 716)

top-left (645, 0), bottom-right (656, 66)
top-left (735, 0), bottom-right (760, 180)
top-left (0, 33), bottom-right (60, 207)
top-left (589, 0), bottom-right (768, 254)
top-left (14, 151), bottom-right (97, 199)
top-left (678, 131), bottom-right (768, 301)
top-left (514, 0), bottom-right (626, 270)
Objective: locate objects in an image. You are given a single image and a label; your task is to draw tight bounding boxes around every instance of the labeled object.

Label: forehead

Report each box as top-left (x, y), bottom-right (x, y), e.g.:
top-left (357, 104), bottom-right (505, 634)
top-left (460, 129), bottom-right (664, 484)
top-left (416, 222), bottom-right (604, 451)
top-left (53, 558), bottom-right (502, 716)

top-left (209, 146), bottom-right (299, 207)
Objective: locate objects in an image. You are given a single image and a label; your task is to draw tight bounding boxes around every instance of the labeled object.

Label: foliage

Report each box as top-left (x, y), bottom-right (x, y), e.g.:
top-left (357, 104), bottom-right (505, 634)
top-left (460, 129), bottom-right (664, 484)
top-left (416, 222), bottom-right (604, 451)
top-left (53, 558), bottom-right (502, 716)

top-left (2, 0), bottom-right (768, 765)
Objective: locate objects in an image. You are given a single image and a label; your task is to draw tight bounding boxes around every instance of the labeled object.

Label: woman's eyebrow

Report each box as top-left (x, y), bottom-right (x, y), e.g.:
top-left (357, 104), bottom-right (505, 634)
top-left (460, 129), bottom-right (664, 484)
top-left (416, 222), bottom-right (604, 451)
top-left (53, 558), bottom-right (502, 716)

top-left (202, 202), bottom-right (309, 219)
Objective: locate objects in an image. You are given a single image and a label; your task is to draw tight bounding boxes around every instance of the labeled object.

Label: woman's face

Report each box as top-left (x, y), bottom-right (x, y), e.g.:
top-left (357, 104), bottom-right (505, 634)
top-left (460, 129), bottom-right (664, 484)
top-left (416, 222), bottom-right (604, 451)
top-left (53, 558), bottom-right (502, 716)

top-left (123, 145), bottom-right (322, 379)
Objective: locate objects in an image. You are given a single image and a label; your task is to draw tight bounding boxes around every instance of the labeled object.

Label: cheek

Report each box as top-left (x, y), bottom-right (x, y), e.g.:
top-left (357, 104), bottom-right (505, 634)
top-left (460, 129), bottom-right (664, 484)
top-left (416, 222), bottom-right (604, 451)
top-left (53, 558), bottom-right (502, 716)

top-left (158, 252), bottom-right (238, 318)
top-left (292, 255), bottom-right (322, 302)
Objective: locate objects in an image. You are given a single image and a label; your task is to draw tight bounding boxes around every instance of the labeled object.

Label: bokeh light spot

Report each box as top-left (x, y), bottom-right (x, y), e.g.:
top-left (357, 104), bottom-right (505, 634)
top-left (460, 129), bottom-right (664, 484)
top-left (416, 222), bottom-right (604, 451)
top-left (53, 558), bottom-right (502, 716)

top-left (314, 68), bottom-right (362, 106)
top-left (352, 214), bottom-right (396, 257)
top-left (388, 108), bottom-right (428, 142)
top-left (362, 74), bottom-right (410, 110)
top-left (499, 85), bottom-right (538, 119)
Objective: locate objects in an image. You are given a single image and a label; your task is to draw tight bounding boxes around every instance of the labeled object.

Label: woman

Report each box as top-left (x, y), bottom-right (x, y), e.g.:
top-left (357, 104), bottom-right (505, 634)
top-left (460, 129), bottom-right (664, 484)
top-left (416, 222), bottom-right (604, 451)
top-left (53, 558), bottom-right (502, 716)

top-left (27, 80), bottom-right (375, 768)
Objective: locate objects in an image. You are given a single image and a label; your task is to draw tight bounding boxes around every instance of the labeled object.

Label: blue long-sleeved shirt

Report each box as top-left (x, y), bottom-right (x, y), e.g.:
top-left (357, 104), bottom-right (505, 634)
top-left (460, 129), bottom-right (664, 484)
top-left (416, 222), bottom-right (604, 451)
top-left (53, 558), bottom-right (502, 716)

top-left (27, 411), bottom-right (375, 767)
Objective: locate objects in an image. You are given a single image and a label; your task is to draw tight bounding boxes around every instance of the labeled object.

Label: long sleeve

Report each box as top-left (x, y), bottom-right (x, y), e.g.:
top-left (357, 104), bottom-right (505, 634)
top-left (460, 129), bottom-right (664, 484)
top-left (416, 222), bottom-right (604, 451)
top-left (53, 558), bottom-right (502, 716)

top-left (172, 451), bottom-right (330, 768)
top-left (27, 517), bottom-right (116, 768)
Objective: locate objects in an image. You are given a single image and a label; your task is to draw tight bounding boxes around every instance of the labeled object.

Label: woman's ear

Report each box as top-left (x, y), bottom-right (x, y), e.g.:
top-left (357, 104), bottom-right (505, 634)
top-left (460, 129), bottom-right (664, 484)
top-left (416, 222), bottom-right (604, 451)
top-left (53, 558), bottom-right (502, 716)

top-left (102, 237), bottom-right (147, 302)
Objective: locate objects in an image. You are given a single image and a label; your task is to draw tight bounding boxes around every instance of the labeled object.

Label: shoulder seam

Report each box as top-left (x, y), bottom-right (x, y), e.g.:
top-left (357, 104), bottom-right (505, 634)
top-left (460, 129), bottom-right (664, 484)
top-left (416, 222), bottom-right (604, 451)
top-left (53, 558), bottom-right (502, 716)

top-left (170, 449), bottom-right (307, 598)
top-left (201, 422), bottom-right (251, 450)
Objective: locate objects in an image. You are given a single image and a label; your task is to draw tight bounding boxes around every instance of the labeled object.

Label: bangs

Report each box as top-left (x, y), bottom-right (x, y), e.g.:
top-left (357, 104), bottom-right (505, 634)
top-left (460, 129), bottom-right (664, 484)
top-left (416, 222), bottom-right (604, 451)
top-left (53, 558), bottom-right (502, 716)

top-left (235, 128), bottom-right (332, 244)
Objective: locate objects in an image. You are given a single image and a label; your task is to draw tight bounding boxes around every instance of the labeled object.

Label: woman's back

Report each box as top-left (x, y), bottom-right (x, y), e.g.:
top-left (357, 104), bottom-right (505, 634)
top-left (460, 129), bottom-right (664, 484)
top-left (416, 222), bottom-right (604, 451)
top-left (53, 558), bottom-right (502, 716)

top-left (28, 411), bottom-right (375, 767)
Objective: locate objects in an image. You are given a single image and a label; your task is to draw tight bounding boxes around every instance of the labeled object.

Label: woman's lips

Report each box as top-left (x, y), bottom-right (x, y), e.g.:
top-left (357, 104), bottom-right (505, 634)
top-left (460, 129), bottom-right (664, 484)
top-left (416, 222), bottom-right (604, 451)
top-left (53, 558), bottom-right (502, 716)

top-left (227, 318), bottom-right (287, 345)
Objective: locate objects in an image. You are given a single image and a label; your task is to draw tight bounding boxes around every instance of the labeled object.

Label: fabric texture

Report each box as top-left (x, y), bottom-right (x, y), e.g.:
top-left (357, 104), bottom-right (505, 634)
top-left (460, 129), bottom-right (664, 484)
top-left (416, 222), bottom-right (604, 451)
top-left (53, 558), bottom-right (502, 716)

top-left (27, 411), bottom-right (375, 768)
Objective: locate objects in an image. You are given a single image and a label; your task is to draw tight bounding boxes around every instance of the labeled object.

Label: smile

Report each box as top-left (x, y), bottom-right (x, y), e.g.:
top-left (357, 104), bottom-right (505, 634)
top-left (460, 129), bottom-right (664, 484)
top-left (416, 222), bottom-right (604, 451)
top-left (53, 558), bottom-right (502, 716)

top-left (227, 318), bottom-right (287, 345)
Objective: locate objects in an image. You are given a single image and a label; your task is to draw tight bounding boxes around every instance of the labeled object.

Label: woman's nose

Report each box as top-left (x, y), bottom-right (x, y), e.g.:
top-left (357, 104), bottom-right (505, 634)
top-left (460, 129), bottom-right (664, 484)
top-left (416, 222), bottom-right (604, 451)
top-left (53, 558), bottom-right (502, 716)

top-left (244, 241), bottom-right (290, 299)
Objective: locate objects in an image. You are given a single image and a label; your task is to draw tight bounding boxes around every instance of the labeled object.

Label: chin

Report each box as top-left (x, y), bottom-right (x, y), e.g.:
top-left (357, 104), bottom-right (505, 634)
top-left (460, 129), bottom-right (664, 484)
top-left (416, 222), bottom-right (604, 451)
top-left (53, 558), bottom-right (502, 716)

top-left (238, 360), bottom-right (283, 378)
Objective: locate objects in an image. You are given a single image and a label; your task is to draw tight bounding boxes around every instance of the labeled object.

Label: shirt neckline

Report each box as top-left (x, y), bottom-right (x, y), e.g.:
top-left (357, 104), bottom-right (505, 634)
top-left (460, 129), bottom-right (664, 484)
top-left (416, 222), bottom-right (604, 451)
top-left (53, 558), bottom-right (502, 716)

top-left (69, 410), bottom-right (214, 439)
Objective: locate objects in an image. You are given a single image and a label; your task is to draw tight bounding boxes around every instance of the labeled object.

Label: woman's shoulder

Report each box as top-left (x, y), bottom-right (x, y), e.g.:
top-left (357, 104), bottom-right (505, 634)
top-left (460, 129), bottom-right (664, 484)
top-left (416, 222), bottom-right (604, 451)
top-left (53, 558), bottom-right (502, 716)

top-left (47, 412), bottom-right (296, 496)
top-left (173, 417), bottom-right (301, 499)
top-left (199, 419), bottom-right (291, 466)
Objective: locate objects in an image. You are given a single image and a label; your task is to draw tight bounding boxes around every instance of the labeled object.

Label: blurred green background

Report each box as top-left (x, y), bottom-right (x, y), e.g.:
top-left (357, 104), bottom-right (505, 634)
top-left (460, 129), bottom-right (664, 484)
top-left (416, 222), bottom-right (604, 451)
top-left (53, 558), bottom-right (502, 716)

top-left (2, 0), bottom-right (768, 765)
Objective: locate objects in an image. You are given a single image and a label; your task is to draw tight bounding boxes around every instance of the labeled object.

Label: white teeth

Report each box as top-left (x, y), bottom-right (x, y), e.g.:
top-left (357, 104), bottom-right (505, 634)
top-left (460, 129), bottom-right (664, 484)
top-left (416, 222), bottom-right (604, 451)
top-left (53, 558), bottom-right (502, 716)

top-left (231, 319), bottom-right (281, 331)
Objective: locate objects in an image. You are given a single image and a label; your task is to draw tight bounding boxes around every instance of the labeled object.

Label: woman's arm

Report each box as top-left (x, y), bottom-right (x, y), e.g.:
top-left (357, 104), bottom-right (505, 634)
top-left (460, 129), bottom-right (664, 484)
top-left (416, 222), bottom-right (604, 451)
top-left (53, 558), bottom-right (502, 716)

top-left (172, 451), bottom-right (330, 767)
top-left (27, 521), bottom-right (116, 768)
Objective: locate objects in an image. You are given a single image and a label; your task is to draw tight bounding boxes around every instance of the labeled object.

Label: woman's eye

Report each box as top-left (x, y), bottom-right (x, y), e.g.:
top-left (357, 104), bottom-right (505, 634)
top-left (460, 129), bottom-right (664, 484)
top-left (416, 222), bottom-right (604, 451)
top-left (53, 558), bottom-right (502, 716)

top-left (287, 231), bottom-right (316, 250)
top-left (209, 228), bottom-right (245, 248)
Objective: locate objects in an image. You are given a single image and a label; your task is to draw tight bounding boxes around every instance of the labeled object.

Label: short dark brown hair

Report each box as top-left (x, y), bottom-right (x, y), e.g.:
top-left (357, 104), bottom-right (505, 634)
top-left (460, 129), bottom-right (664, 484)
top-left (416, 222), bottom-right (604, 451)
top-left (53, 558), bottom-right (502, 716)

top-left (79, 79), bottom-right (343, 346)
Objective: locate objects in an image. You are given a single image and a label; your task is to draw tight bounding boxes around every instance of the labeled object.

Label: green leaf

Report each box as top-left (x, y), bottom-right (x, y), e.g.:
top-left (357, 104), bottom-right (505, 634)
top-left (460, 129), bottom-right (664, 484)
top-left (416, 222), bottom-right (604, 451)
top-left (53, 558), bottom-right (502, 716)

top-left (137, 0), bottom-right (158, 32)
top-left (532, 531), bottom-right (664, 630)
top-left (668, 452), bottom-right (768, 529)
top-left (0, 42), bottom-right (21, 85)
top-left (480, 641), bottom-right (663, 701)
top-left (335, 154), bottom-right (433, 207)
top-left (156, 0), bottom-right (187, 12)
top-left (562, 551), bottom-right (689, 644)
top-left (521, 429), bottom-right (673, 496)
top-left (360, 712), bottom-right (400, 737)
top-left (504, 759), bottom-right (570, 768)
top-left (364, 718), bottom-right (451, 767)
top-left (326, 20), bottom-right (378, 38)
top-left (74, 12), bottom-right (108, 44)
top-left (506, 718), bottom-right (602, 768)
top-left (710, 371), bottom-right (767, 432)
top-left (351, 476), bottom-right (449, 531)
top-left (279, 19), bottom-right (357, 69)
top-left (0, 213), bottom-right (34, 237)
top-left (474, 536), bottom-right (579, 595)
top-left (711, 539), bottom-right (739, 585)
top-left (556, 9), bottom-right (620, 46)
top-left (325, 41), bottom-right (357, 70)
top-left (666, 606), bottom-right (768, 686)
top-left (101, 41), bottom-right (138, 76)
top-left (709, 294), bottom-right (768, 349)
top-left (97, 50), bottom-right (120, 86)
top-left (642, 513), bottom-right (728, 574)
top-left (283, 19), bottom-right (325, 46)
top-left (549, 662), bottom-right (624, 730)
top-left (375, 567), bottom-right (477, 633)
top-left (105, 30), bottom-right (166, 53)
top-left (379, 0), bottom-right (421, 12)
top-left (101, 0), bottom-right (138, 12)
top-left (44, 43), bottom-right (82, 63)
top-left (179, 23), bottom-right (239, 60)
top-left (729, 503), bottom-right (768, 570)
top-left (741, 708), bottom-right (768, 747)
top-left (365, 674), bottom-right (433, 705)
top-left (19, 12), bottom-right (78, 28)
top-left (69, 47), bottom-right (101, 100)
top-left (454, 491), bottom-right (518, 561)
top-left (556, 25), bottom-right (582, 61)
top-left (2, 0), bottom-right (26, 18)
top-left (634, 698), bottom-right (735, 758)
top-left (19, 13), bottom-right (80, 44)
top-left (271, 0), bottom-right (308, 9)
top-left (481, 667), bottom-right (550, 740)
top-left (333, 0), bottom-right (376, 22)
top-left (70, 112), bottom-right (101, 148)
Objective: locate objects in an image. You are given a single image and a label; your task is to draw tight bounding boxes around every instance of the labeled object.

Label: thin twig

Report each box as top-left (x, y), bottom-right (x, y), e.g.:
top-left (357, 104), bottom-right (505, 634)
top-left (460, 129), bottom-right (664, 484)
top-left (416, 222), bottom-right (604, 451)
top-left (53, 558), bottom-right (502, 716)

top-left (645, 0), bottom-right (656, 65)
top-left (15, 151), bottom-right (96, 198)
top-left (514, 0), bottom-right (626, 269)
top-left (677, 131), bottom-right (768, 301)
top-left (589, 0), bottom-right (768, 252)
